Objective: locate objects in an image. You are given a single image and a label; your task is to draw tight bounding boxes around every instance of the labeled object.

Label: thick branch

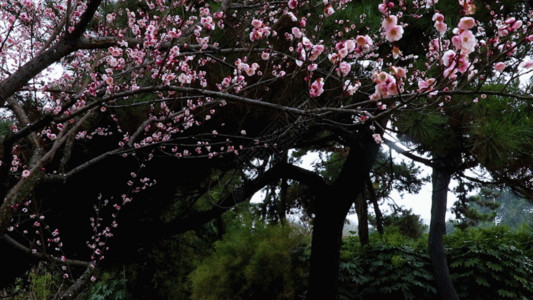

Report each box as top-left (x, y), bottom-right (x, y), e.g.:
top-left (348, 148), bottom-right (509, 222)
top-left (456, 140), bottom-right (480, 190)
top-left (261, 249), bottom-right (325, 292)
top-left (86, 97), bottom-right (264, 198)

top-left (59, 265), bottom-right (95, 300)
top-left (157, 162), bottom-right (326, 238)
top-left (0, 0), bottom-right (102, 107)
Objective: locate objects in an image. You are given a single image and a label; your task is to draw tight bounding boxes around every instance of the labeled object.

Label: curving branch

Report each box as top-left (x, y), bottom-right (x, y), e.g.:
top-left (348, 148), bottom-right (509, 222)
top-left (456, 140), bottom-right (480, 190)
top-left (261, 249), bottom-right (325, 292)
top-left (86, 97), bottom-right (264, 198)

top-left (154, 162), bottom-right (326, 240)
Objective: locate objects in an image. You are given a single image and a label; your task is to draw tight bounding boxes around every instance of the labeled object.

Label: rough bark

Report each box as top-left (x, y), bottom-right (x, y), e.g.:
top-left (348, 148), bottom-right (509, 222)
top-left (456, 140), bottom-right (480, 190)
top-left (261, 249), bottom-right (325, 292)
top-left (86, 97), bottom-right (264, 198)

top-left (429, 166), bottom-right (459, 300)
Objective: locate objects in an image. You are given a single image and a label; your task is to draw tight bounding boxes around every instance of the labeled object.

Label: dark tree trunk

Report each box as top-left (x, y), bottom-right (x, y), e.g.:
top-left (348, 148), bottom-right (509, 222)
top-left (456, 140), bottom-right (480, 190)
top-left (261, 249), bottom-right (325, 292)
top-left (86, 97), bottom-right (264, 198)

top-left (356, 195), bottom-right (369, 246)
top-left (279, 178), bottom-right (288, 225)
top-left (367, 177), bottom-right (384, 235)
top-left (306, 139), bottom-right (380, 300)
top-left (307, 197), bottom-right (352, 300)
top-left (429, 166), bottom-right (459, 300)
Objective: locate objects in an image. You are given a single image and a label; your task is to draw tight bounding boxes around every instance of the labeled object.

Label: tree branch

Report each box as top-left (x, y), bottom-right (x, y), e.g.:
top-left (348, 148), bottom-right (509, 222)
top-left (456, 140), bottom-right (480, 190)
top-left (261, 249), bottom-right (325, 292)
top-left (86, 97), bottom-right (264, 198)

top-left (156, 162), bottom-right (326, 239)
top-left (0, 234), bottom-right (89, 267)
top-left (59, 265), bottom-right (95, 300)
top-left (0, 0), bottom-right (102, 107)
top-left (383, 138), bottom-right (434, 167)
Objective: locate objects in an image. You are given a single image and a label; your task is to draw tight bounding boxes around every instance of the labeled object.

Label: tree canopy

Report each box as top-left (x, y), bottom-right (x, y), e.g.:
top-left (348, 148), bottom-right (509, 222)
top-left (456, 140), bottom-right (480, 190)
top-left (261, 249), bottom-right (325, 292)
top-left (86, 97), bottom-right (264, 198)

top-left (1, 0), bottom-right (533, 299)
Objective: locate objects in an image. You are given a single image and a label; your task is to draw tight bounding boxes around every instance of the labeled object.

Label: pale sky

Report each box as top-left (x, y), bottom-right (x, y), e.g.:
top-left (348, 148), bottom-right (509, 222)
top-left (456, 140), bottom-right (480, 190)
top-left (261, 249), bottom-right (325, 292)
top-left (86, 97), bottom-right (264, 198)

top-left (250, 150), bottom-right (457, 226)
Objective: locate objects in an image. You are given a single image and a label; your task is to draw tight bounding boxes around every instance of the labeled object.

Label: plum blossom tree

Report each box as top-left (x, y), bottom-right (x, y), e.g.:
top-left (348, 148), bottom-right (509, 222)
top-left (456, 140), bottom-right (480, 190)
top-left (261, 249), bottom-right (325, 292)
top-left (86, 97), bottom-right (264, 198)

top-left (1, 0), bottom-right (533, 299)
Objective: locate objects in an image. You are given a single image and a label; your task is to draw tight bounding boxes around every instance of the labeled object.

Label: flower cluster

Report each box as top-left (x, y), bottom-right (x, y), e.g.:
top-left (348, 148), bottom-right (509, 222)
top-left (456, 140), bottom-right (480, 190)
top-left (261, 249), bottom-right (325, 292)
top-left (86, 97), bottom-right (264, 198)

top-left (250, 19), bottom-right (271, 41)
top-left (382, 15), bottom-right (404, 42)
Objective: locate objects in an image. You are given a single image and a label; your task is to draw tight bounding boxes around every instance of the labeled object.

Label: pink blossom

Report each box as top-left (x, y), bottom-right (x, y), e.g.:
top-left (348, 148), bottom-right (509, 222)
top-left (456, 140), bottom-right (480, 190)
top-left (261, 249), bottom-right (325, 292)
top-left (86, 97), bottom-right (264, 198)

top-left (519, 59), bottom-right (533, 69)
top-left (302, 37), bottom-right (313, 49)
top-left (510, 20), bottom-right (522, 31)
top-left (371, 71), bottom-right (397, 98)
top-left (456, 56), bottom-right (470, 73)
top-left (434, 21), bottom-right (447, 35)
top-left (442, 50), bottom-right (456, 67)
top-left (378, 3), bottom-right (388, 14)
top-left (286, 12), bottom-right (298, 21)
top-left (494, 62), bottom-right (506, 72)
top-left (355, 35), bottom-right (368, 46)
top-left (372, 134), bottom-right (383, 144)
top-left (385, 25), bottom-right (404, 42)
top-left (390, 66), bottom-right (406, 78)
top-left (452, 30), bottom-right (476, 54)
top-left (417, 78), bottom-right (436, 92)
top-left (22, 170), bottom-right (30, 178)
top-left (288, 0), bottom-right (298, 9)
top-left (432, 13), bottom-right (444, 22)
top-left (106, 13), bottom-right (116, 23)
top-left (328, 53), bottom-right (340, 64)
top-left (505, 17), bottom-right (516, 25)
top-left (336, 62), bottom-right (351, 77)
top-left (19, 12), bottom-right (31, 23)
top-left (103, 75), bottom-right (114, 86)
top-left (373, 71), bottom-right (393, 84)
top-left (382, 15), bottom-right (398, 31)
top-left (200, 16), bottom-right (215, 30)
top-left (355, 35), bottom-right (373, 54)
top-left (261, 51), bottom-right (270, 60)
top-left (309, 78), bottom-right (324, 97)
top-left (324, 5), bottom-right (334, 17)
top-left (251, 19), bottom-right (263, 28)
top-left (338, 47), bottom-right (348, 58)
top-left (292, 27), bottom-right (303, 38)
top-left (459, 0), bottom-right (476, 15)
top-left (108, 47), bottom-right (122, 57)
top-left (457, 17), bottom-right (475, 30)
top-left (425, 0), bottom-right (438, 8)
top-left (392, 46), bottom-right (402, 59)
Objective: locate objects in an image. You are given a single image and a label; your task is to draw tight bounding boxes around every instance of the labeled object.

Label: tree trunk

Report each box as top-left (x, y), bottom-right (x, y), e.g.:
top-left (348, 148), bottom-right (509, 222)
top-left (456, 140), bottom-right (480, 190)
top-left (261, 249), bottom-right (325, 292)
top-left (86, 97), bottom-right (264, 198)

top-left (306, 139), bottom-right (380, 300)
top-left (307, 198), bottom-right (351, 300)
top-left (429, 166), bottom-right (459, 300)
top-left (356, 195), bottom-right (369, 246)
top-left (367, 177), bottom-right (384, 235)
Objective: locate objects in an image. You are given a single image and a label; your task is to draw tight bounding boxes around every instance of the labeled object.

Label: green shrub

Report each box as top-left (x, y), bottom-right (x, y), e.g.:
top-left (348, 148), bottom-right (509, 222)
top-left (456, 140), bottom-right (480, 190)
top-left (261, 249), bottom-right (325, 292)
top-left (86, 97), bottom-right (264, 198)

top-left (340, 237), bottom-right (436, 300)
top-left (445, 226), bottom-right (533, 299)
top-left (88, 268), bottom-right (129, 300)
top-left (339, 225), bottom-right (533, 299)
top-left (188, 222), bottom-right (309, 300)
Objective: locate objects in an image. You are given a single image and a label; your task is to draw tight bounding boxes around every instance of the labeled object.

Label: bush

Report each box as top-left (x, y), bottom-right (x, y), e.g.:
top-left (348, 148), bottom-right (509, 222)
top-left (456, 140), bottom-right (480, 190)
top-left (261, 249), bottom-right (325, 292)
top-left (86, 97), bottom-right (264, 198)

top-left (188, 221), bottom-right (309, 300)
top-left (339, 225), bottom-right (533, 299)
top-left (445, 225), bottom-right (533, 299)
top-left (340, 233), bottom-right (436, 300)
